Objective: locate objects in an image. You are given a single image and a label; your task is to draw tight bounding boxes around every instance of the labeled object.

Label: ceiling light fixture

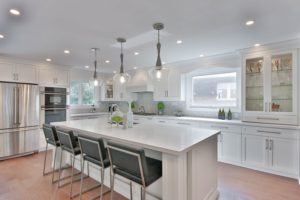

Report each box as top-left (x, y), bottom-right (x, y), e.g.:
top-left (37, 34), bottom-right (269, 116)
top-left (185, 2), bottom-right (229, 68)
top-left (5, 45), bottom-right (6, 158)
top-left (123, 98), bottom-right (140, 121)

top-left (254, 43), bottom-right (261, 47)
top-left (133, 67), bottom-right (138, 70)
top-left (91, 48), bottom-right (99, 86)
top-left (9, 9), bottom-right (20, 16)
top-left (105, 60), bottom-right (110, 63)
top-left (134, 52), bottom-right (139, 55)
top-left (46, 58), bottom-right (52, 62)
top-left (0, 34), bottom-right (4, 39)
top-left (85, 65), bottom-right (89, 69)
top-left (113, 38), bottom-right (130, 84)
top-left (152, 22), bottom-right (164, 81)
top-left (113, 70), bottom-right (117, 74)
top-left (246, 20), bottom-right (255, 26)
top-left (176, 40), bottom-right (183, 44)
top-left (64, 50), bottom-right (70, 54)
top-left (199, 54), bottom-right (204, 57)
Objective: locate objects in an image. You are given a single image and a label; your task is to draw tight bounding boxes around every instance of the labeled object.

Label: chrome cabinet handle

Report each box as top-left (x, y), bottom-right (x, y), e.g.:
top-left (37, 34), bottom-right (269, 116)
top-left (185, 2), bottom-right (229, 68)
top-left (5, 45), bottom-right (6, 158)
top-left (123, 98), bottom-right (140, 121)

top-left (270, 139), bottom-right (274, 166)
top-left (257, 130), bottom-right (281, 134)
top-left (256, 117), bottom-right (279, 120)
top-left (177, 122), bottom-right (190, 125)
top-left (158, 120), bottom-right (166, 123)
top-left (265, 139), bottom-right (269, 150)
top-left (269, 102), bottom-right (272, 112)
top-left (265, 102), bottom-right (267, 112)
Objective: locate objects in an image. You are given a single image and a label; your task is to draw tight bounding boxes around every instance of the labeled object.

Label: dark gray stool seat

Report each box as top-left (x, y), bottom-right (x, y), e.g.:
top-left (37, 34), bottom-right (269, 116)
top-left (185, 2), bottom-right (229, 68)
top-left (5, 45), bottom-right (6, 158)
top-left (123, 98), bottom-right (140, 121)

top-left (107, 141), bottom-right (162, 200)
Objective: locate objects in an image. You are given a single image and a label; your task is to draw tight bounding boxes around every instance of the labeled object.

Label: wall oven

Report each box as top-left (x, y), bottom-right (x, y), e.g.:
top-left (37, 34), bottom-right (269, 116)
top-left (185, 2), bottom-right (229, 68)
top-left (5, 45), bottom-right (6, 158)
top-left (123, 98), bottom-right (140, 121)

top-left (40, 87), bottom-right (69, 125)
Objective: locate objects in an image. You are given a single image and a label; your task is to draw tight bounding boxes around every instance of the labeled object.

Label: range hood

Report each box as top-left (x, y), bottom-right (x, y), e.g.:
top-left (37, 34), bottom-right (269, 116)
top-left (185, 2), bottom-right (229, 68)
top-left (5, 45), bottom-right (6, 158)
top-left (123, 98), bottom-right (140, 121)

top-left (126, 69), bottom-right (154, 92)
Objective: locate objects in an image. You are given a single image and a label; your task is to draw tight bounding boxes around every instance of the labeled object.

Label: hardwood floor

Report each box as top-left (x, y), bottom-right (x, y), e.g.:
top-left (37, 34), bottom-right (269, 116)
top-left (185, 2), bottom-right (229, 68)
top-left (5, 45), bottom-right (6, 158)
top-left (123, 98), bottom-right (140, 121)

top-left (0, 151), bottom-right (299, 200)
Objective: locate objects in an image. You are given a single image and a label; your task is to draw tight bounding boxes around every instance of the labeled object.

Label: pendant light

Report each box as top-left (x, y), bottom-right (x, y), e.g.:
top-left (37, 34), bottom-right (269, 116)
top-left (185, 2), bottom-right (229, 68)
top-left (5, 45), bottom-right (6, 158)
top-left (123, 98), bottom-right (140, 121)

top-left (91, 48), bottom-right (99, 86)
top-left (113, 38), bottom-right (130, 84)
top-left (153, 22), bottom-right (164, 81)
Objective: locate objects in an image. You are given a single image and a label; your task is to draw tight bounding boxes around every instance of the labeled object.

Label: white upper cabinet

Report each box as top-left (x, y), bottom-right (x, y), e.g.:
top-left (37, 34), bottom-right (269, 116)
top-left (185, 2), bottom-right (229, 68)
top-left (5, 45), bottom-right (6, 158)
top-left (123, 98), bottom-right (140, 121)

top-left (38, 68), bottom-right (69, 88)
top-left (153, 68), bottom-right (185, 101)
top-left (0, 62), bottom-right (37, 84)
top-left (242, 49), bottom-right (298, 125)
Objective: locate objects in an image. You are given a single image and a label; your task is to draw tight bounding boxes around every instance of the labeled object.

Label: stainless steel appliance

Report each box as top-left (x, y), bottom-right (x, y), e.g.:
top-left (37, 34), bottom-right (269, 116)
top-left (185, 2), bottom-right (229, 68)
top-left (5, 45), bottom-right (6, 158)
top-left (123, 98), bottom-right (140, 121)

top-left (0, 82), bottom-right (39, 160)
top-left (41, 87), bottom-right (68, 125)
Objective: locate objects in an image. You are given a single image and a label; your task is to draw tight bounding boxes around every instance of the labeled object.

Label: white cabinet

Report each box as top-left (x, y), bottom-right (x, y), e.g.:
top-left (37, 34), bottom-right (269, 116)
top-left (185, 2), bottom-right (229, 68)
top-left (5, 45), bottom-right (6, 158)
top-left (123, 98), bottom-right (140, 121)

top-left (219, 132), bottom-right (242, 163)
top-left (242, 126), bottom-right (299, 178)
top-left (242, 134), bottom-right (268, 168)
top-left (242, 50), bottom-right (298, 125)
top-left (0, 62), bottom-right (37, 84)
top-left (38, 68), bottom-right (69, 88)
top-left (153, 68), bottom-right (185, 101)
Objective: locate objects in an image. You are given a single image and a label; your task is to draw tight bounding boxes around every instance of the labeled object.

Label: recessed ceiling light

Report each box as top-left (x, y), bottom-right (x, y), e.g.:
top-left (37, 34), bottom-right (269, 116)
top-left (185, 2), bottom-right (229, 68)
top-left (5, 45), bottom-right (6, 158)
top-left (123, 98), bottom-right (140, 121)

top-left (246, 20), bottom-right (255, 26)
top-left (9, 9), bottom-right (21, 16)
top-left (133, 67), bottom-right (138, 70)
top-left (134, 52), bottom-right (139, 55)
top-left (199, 54), bottom-right (204, 57)
top-left (0, 34), bottom-right (4, 39)
top-left (64, 50), bottom-right (70, 54)
top-left (105, 60), bottom-right (110, 63)
top-left (176, 40), bottom-right (183, 44)
top-left (113, 70), bottom-right (117, 74)
top-left (46, 58), bottom-right (52, 62)
top-left (162, 61), bottom-right (166, 65)
top-left (254, 43), bottom-right (261, 47)
top-left (85, 65), bottom-right (89, 69)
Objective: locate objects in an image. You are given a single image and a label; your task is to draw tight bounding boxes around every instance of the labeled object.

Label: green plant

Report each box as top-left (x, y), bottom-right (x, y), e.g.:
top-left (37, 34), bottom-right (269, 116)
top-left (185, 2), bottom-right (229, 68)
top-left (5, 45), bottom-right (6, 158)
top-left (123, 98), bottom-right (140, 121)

top-left (157, 102), bottom-right (165, 110)
top-left (131, 101), bottom-right (136, 109)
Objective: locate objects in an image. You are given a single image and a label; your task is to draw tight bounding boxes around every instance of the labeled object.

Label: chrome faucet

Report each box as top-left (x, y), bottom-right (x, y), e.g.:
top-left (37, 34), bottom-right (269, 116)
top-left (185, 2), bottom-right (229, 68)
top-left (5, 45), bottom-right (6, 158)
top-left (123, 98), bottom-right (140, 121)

top-left (138, 106), bottom-right (146, 114)
top-left (111, 104), bottom-right (119, 115)
top-left (91, 104), bottom-right (96, 113)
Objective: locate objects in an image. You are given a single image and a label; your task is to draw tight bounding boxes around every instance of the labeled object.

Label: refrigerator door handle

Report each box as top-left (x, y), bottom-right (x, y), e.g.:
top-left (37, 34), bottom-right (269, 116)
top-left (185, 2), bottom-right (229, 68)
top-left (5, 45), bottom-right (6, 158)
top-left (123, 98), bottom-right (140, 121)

top-left (17, 87), bottom-right (20, 126)
top-left (13, 87), bottom-right (18, 125)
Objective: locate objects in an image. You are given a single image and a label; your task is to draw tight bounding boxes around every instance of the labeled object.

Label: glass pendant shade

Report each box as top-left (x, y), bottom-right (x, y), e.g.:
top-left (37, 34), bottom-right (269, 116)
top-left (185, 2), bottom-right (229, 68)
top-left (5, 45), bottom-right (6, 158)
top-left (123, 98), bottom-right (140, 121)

top-left (113, 37), bottom-right (131, 85)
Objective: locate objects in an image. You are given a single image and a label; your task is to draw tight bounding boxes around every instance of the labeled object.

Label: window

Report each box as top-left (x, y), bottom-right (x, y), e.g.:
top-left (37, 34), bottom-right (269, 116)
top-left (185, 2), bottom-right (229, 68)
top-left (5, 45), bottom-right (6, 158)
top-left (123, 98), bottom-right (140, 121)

top-left (190, 72), bottom-right (238, 108)
top-left (70, 81), bottom-right (94, 105)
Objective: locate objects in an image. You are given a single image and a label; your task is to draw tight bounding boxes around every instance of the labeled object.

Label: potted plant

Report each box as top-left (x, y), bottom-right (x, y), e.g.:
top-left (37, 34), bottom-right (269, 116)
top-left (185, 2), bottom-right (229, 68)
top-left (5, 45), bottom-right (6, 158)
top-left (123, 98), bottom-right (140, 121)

top-left (157, 102), bottom-right (165, 115)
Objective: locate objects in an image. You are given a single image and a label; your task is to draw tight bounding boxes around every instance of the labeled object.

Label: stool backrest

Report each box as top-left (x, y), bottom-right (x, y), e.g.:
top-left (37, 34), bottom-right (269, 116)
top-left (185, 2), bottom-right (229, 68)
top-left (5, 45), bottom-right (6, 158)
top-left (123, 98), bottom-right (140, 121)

top-left (107, 141), bottom-right (148, 186)
top-left (56, 127), bottom-right (77, 150)
top-left (78, 134), bottom-right (106, 163)
top-left (42, 124), bottom-right (58, 143)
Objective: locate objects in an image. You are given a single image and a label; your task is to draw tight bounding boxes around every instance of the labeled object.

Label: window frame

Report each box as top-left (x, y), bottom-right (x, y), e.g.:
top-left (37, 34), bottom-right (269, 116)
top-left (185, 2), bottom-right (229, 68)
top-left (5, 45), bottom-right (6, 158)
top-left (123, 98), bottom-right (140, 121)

top-left (70, 80), bottom-right (96, 108)
top-left (186, 67), bottom-right (241, 112)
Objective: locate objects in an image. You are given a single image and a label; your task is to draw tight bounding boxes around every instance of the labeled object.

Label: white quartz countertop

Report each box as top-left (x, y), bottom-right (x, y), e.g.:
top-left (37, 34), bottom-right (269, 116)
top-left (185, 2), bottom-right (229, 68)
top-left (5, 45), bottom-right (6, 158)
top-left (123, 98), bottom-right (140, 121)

top-left (52, 118), bottom-right (220, 155)
top-left (70, 112), bottom-right (109, 117)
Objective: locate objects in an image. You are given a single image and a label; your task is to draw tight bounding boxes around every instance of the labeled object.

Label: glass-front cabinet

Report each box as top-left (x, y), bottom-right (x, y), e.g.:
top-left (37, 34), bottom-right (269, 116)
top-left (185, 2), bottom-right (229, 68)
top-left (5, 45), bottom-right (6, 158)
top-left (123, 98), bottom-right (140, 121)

top-left (243, 50), bottom-right (298, 125)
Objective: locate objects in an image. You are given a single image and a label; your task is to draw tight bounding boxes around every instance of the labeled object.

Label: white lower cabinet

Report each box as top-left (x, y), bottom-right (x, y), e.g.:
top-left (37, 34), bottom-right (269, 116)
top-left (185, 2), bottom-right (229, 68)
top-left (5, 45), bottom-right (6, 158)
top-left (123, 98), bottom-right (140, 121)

top-left (242, 127), bottom-right (299, 178)
top-left (219, 132), bottom-right (242, 164)
top-left (242, 134), bottom-right (268, 168)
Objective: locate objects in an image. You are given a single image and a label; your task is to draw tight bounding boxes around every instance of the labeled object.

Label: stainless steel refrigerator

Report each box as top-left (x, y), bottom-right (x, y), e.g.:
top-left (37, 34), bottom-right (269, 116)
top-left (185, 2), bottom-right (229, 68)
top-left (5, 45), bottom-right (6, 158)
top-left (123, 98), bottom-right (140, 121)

top-left (0, 82), bottom-right (39, 160)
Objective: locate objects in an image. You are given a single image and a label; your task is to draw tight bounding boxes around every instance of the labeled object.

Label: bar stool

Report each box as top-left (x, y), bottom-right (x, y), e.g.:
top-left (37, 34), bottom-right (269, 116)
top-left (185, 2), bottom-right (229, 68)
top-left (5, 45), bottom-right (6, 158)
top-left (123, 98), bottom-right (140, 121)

top-left (107, 141), bottom-right (162, 200)
top-left (42, 124), bottom-right (60, 183)
top-left (56, 127), bottom-right (83, 198)
top-left (78, 134), bottom-right (111, 200)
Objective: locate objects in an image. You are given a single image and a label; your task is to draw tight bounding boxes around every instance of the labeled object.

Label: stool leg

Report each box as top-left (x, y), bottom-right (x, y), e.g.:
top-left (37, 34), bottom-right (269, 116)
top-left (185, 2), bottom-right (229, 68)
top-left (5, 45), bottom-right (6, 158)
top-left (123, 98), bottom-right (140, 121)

top-left (141, 187), bottom-right (146, 200)
top-left (100, 167), bottom-right (104, 200)
top-left (87, 162), bottom-right (90, 177)
top-left (130, 182), bottom-right (133, 200)
top-left (43, 143), bottom-right (48, 175)
top-left (79, 158), bottom-right (85, 200)
top-left (58, 147), bottom-right (63, 187)
top-left (70, 154), bottom-right (75, 198)
top-left (110, 173), bottom-right (115, 200)
top-left (51, 147), bottom-right (58, 183)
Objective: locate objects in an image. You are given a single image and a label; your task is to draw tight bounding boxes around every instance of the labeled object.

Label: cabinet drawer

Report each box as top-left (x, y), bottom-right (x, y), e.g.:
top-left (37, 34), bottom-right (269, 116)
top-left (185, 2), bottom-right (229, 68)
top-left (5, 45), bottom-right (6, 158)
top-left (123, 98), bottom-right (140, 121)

top-left (242, 126), bottom-right (299, 139)
top-left (243, 115), bottom-right (298, 126)
top-left (199, 122), bottom-right (241, 133)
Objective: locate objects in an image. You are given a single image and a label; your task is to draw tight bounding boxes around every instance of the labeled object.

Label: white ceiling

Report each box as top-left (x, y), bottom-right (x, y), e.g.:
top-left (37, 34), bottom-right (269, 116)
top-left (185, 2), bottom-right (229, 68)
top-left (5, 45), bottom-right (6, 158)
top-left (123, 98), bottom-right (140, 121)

top-left (0, 0), bottom-right (300, 72)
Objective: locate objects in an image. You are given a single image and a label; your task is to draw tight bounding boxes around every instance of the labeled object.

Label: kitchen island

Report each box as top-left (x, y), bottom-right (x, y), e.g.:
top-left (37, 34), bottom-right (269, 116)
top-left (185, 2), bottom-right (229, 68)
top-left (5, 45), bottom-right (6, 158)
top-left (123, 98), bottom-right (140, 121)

top-left (52, 118), bottom-right (220, 200)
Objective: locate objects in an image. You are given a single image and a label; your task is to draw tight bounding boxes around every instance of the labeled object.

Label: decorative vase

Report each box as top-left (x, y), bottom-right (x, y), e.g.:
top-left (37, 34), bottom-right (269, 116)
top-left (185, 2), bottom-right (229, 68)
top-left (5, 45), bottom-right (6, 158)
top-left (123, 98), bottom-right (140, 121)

top-left (127, 102), bottom-right (133, 128)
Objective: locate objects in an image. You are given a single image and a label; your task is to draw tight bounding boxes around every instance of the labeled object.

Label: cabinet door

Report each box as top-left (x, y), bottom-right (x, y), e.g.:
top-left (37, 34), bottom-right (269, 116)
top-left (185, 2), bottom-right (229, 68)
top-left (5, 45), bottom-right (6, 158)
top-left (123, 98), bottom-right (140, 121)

top-left (167, 69), bottom-right (182, 98)
top-left (16, 64), bottom-right (37, 84)
top-left (244, 57), bottom-right (266, 112)
top-left (269, 137), bottom-right (299, 176)
top-left (55, 70), bottom-right (69, 87)
top-left (153, 69), bottom-right (169, 101)
top-left (242, 134), bottom-right (268, 168)
top-left (269, 52), bottom-right (296, 114)
top-left (219, 132), bottom-right (242, 163)
top-left (38, 68), bottom-right (56, 86)
top-left (0, 63), bottom-right (15, 82)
